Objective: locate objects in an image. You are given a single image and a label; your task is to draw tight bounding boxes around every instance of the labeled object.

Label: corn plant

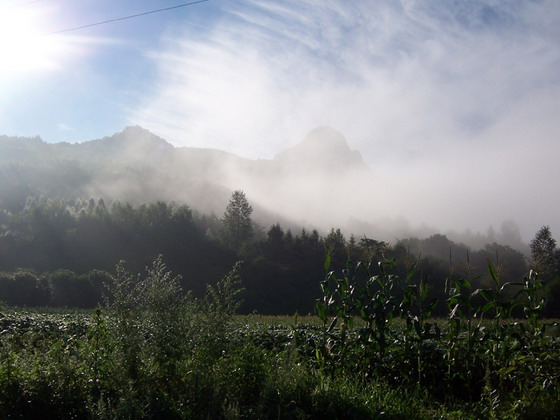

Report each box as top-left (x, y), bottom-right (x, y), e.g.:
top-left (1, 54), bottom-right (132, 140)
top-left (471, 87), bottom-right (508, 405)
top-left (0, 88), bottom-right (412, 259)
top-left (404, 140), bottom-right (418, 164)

top-left (315, 253), bottom-right (415, 380)
top-left (314, 256), bottom-right (354, 375)
top-left (402, 271), bottom-right (442, 389)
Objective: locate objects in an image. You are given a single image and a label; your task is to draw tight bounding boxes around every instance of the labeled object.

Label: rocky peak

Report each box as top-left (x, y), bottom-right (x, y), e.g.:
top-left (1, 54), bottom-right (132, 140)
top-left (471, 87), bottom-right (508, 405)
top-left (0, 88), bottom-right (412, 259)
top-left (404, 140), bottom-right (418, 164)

top-left (274, 126), bottom-right (367, 173)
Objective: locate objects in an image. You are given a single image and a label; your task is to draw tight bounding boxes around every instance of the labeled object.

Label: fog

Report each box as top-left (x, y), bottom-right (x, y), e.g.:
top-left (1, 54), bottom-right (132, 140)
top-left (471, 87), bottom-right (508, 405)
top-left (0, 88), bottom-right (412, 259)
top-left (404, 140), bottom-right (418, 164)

top-left (128, 0), bottom-right (560, 242)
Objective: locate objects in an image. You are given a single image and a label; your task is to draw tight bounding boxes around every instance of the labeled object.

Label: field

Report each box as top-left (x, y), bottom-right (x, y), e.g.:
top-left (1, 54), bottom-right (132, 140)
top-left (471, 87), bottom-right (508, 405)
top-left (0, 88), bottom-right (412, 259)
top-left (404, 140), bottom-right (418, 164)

top-left (1, 258), bottom-right (559, 419)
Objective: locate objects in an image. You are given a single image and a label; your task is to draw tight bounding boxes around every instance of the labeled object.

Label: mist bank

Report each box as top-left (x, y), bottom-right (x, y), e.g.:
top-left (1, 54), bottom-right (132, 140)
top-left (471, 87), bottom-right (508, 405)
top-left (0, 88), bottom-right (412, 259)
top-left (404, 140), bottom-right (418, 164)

top-left (0, 125), bottom-right (532, 252)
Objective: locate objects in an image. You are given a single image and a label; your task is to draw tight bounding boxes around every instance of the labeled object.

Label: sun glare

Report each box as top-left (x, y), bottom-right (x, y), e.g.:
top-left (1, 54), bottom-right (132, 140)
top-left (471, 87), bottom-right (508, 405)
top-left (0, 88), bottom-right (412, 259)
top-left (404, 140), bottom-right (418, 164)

top-left (0, 7), bottom-right (65, 77)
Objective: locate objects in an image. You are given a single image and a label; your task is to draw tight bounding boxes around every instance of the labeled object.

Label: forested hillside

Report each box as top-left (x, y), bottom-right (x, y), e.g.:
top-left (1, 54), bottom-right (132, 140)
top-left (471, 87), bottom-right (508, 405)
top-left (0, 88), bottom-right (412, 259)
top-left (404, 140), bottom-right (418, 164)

top-left (0, 126), bottom-right (369, 233)
top-left (1, 128), bottom-right (559, 316)
top-left (1, 195), bottom-right (558, 316)
top-left (0, 126), bottom-right (531, 249)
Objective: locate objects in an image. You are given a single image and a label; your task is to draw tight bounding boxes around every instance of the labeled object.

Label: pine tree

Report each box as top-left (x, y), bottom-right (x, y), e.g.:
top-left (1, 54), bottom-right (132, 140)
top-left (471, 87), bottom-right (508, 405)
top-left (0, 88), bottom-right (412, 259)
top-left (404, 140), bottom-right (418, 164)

top-left (222, 190), bottom-right (253, 252)
top-left (530, 225), bottom-right (559, 278)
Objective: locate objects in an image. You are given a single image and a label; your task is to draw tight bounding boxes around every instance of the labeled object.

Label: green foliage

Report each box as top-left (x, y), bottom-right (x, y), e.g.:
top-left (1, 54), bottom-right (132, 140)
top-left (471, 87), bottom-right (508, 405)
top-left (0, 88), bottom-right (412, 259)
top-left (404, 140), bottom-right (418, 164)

top-left (0, 303), bottom-right (558, 418)
top-left (110, 255), bottom-right (185, 313)
top-left (0, 198), bottom-right (552, 317)
top-left (0, 199), bottom-right (239, 307)
top-left (205, 261), bottom-right (245, 318)
top-left (313, 255), bottom-right (560, 417)
top-left (530, 225), bottom-right (559, 277)
top-left (0, 269), bottom-right (49, 307)
top-left (222, 190), bottom-right (254, 253)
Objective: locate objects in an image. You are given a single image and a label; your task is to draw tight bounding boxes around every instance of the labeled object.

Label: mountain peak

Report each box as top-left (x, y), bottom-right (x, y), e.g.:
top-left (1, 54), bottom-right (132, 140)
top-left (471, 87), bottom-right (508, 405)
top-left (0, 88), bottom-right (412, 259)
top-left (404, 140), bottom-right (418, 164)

top-left (300, 126), bottom-right (350, 152)
top-left (110, 126), bottom-right (173, 150)
top-left (67, 126), bottom-right (174, 164)
top-left (274, 127), bottom-right (367, 172)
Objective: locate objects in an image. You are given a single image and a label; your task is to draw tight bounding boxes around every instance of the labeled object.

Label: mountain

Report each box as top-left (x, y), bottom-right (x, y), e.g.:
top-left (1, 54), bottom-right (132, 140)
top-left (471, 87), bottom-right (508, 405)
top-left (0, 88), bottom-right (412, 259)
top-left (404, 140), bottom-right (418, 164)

top-left (274, 126), bottom-right (367, 173)
top-left (0, 126), bottom-right (371, 232)
top-left (55, 125), bottom-right (174, 163)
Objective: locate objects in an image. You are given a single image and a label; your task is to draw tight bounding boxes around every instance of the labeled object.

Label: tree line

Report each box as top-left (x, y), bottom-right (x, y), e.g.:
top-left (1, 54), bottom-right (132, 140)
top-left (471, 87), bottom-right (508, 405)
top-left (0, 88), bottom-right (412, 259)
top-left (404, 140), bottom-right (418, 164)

top-left (0, 192), bottom-right (558, 316)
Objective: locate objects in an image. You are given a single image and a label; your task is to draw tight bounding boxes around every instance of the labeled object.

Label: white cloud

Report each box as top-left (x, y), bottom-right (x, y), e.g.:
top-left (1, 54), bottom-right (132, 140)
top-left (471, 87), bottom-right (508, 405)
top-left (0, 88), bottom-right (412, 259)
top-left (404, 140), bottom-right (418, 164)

top-left (131, 0), bottom-right (560, 240)
top-left (57, 123), bottom-right (73, 132)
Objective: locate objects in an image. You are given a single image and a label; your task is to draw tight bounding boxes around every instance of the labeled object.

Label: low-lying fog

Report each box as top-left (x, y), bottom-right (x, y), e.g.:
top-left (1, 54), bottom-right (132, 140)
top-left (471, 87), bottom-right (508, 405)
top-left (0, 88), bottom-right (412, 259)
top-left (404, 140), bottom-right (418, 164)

top-left (127, 0), bottom-right (560, 246)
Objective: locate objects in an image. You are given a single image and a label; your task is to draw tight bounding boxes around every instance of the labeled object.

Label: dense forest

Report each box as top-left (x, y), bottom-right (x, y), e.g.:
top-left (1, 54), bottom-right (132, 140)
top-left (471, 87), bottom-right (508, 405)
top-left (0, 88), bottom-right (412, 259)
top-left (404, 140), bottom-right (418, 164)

top-left (1, 193), bottom-right (558, 317)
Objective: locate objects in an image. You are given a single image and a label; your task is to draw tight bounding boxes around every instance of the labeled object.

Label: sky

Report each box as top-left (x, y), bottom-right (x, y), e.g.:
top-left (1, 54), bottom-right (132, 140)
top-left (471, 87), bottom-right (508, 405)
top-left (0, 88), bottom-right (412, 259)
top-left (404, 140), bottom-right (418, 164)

top-left (0, 0), bottom-right (559, 241)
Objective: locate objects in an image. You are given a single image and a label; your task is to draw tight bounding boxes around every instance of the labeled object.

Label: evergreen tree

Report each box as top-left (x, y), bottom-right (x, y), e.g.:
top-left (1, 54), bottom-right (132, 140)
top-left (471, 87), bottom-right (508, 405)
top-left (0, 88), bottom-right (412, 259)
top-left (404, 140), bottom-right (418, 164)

top-left (530, 225), bottom-right (559, 278)
top-left (222, 190), bottom-right (253, 252)
top-left (324, 228), bottom-right (346, 268)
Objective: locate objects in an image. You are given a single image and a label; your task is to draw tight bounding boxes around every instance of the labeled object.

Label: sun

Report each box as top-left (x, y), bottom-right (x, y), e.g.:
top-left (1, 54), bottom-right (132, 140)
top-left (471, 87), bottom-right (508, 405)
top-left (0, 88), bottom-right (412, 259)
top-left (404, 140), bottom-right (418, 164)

top-left (0, 6), bottom-right (65, 77)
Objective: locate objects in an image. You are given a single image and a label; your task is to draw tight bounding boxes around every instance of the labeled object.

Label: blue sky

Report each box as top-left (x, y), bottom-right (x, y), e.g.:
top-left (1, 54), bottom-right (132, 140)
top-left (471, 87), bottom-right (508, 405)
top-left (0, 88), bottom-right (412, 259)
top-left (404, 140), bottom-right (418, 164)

top-left (0, 0), bottom-right (217, 141)
top-left (1, 0), bottom-right (559, 239)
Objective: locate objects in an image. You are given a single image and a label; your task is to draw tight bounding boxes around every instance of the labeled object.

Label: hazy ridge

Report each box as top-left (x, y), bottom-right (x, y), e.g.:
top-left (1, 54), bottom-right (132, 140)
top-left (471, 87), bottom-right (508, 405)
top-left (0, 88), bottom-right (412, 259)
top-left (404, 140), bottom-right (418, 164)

top-left (0, 126), bottom-right (528, 252)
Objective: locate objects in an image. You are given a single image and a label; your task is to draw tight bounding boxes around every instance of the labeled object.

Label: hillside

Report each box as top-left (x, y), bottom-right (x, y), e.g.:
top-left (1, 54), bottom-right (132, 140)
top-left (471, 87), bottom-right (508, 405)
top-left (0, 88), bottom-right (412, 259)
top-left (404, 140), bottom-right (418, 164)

top-left (0, 126), bottom-right (370, 232)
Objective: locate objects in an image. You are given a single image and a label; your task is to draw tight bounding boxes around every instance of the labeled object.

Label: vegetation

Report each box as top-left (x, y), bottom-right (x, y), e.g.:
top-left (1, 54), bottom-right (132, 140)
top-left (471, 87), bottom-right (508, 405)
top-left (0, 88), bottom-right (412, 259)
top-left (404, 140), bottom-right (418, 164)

top-left (1, 182), bottom-right (560, 417)
top-left (3, 194), bottom-right (556, 316)
top-left (222, 190), bottom-right (254, 252)
top-left (530, 225), bottom-right (559, 278)
top-left (2, 116), bottom-right (559, 418)
top-left (0, 255), bottom-right (558, 419)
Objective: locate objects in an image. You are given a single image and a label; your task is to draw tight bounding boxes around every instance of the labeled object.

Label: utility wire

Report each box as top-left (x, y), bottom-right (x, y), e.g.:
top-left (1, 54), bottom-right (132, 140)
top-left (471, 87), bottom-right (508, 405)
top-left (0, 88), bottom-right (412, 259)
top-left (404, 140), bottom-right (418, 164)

top-left (47, 0), bottom-right (209, 35)
top-left (5, 0), bottom-right (46, 9)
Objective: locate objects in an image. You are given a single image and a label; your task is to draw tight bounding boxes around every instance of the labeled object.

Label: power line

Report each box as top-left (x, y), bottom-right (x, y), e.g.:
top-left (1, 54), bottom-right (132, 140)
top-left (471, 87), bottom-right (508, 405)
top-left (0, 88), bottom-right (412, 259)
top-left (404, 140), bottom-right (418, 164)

top-left (47, 0), bottom-right (209, 35)
top-left (5, 0), bottom-right (46, 9)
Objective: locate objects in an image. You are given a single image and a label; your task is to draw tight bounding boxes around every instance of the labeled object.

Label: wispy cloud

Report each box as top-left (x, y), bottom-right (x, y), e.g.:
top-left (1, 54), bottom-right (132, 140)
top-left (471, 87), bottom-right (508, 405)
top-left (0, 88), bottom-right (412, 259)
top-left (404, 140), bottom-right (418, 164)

top-left (57, 123), bottom-right (73, 132)
top-left (132, 0), bottom-right (560, 239)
